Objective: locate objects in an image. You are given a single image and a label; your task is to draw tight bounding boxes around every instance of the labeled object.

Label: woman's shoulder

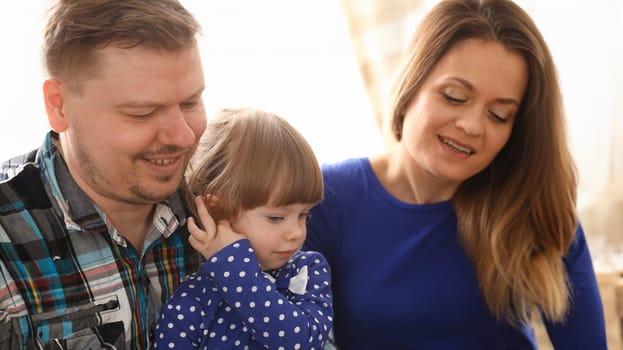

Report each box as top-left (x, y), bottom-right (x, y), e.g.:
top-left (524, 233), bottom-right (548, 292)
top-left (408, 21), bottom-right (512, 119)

top-left (321, 157), bottom-right (372, 183)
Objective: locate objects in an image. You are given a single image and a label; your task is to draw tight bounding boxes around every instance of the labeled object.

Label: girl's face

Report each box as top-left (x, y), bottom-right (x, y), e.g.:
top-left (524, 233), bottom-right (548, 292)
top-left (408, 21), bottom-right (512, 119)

top-left (400, 38), bottom-right (528, 191)
top-left (231, 203), bottom-right (314, 270)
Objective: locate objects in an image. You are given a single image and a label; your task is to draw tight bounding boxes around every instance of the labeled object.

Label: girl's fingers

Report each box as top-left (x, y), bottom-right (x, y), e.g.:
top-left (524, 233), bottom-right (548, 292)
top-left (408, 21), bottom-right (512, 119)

top-left (195, 195), bottom-right (216, 236)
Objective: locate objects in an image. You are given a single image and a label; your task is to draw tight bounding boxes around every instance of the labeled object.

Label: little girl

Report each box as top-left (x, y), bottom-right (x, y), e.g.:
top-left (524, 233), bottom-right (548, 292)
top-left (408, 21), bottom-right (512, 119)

top-left (153, 108), bottom-right (333, 349)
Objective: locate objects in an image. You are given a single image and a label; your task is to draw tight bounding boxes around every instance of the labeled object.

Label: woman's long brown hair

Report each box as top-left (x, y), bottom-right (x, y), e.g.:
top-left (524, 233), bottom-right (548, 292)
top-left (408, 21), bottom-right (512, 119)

top-left (387, 0), bottom-right (577, 324)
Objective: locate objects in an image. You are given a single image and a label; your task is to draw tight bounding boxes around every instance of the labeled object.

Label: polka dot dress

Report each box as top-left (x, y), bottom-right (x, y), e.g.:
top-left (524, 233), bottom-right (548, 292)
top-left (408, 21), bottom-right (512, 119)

top-left (153, 239), bottom-right (333, 349)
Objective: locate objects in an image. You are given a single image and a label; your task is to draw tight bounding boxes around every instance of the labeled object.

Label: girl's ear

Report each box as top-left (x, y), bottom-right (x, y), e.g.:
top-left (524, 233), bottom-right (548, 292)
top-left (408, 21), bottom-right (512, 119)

top-left (204, 194), bottom-right (221, 208)
top-left (203, 194), bottom-right (226, 223)
top-left (43, 78), bottom-right (68, 132)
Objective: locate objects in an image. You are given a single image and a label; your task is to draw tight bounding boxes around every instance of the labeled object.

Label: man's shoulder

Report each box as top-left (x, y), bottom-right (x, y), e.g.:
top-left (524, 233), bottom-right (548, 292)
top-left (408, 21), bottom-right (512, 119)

top-left (0, 148), bottom-right (52, 217)
top-left (1, 148), bottom-right (39, 182)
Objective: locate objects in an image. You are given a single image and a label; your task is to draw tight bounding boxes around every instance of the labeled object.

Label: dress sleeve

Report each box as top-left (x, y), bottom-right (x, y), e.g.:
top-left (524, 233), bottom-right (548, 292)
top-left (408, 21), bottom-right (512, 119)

top-left (544, 224), bottom-right (608, 349)
top-left (204, 239), bottom-right (333, 349)
top-left (153, 276), bottom-right (213, 349)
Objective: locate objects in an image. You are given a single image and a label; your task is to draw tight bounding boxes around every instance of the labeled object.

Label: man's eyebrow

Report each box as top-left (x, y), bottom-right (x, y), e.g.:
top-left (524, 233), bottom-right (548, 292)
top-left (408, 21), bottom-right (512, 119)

top-left (115, 87), bottom-right (205, 108)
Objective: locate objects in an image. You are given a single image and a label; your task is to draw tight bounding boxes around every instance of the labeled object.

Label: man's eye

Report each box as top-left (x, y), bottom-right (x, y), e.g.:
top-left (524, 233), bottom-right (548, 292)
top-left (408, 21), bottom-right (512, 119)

top-left (180, 102), bottom-right (198, 110)
top-left (127, 110), bottom-right (156, 118)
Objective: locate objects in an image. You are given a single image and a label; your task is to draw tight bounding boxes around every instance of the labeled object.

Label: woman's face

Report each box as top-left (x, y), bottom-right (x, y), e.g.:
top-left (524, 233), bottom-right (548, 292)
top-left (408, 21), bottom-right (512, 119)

top-left (400, 38), bottom-right (528, 188)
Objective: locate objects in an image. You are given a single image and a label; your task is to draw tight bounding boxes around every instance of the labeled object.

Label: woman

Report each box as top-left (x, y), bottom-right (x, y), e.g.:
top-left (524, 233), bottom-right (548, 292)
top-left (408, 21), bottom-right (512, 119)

top-left (304, 0), bottom-right (607, 348)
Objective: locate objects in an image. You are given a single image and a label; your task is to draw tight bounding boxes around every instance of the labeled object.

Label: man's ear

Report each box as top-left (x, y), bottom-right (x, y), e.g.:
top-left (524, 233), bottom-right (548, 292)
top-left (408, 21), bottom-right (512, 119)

top-left (43, 78), bottom-right (68, 132)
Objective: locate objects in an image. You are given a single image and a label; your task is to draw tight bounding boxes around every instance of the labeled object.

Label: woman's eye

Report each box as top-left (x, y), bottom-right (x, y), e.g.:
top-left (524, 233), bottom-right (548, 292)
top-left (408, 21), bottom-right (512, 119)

top-left (488, 109), bottom-right (510, 123)
top-left (443, 93), bottom-right (466, 104)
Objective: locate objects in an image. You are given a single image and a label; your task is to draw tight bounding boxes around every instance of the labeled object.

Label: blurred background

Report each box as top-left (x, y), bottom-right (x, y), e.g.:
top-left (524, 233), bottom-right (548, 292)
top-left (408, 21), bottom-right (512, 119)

top-left (1, 1), bottom-right (621, 348)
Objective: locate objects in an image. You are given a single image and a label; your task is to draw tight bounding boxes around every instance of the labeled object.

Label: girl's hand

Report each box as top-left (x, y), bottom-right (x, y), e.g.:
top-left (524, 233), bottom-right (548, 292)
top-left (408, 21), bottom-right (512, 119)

top-left (188, 196), bottom-right (245, 259)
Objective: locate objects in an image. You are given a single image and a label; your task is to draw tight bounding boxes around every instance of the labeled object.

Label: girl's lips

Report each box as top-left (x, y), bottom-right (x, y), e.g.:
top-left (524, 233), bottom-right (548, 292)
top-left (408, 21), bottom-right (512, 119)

top-left (276, 250), bottom-right (296, 259)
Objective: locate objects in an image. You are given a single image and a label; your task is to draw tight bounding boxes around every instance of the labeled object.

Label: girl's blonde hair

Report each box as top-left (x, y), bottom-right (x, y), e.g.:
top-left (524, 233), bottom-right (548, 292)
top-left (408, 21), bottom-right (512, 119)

top-left (186, 108), bottom-right (323, 223)
top-left (387, 0), bottom-right (577, 324)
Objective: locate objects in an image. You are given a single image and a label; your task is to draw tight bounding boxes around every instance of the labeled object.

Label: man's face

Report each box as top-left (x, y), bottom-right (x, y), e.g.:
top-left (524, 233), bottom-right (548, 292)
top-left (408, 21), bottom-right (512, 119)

top-left (57, 45), bottom-right (207, 208)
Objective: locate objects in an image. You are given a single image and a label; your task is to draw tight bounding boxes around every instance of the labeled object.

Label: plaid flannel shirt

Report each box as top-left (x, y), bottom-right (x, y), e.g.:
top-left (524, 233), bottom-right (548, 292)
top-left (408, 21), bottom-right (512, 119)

top-left (0, 132), bottom-right (201, 349)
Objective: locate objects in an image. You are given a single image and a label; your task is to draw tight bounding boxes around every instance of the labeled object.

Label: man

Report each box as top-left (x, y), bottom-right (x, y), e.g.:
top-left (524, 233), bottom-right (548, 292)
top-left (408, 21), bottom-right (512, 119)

top-left (0, 1), bottom-right (206, 348)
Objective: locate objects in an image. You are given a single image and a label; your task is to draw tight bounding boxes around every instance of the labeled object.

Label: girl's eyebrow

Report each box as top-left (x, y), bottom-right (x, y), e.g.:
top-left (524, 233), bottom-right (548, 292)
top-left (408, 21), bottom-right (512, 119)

top-left (446, 76), bottom-right (520, 107)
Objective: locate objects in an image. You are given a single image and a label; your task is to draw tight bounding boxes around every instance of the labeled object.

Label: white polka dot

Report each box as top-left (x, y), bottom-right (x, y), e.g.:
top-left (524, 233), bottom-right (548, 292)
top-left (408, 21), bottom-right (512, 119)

top-left (236, 286), bottom-right (243, 293)
top-left (264, 300), bottom-right (271, 307)
top-left (239, 271), bottom-right (246, 277)
top-left (167, 323), bottom-right (174, 329)
top-left (210, 257), bottom-right (218, 263)
top-left (180, 332), bottom-right (187, 338)
top-left (294, 326), bottom-right (300, 333)
top-left (263, 316), bottom-right (270, 323)
top-left (189, 306), bottom-right (196, 312)
top-left (279, 314), bottom-right (285, 320)
top-left (168, 342), bottom-right (175, 348)
top-left (177, 314), bottom-right (184, 320)
top-left (227, 255), bottom-right (235, 262)
top-left (223, 271), bottom-right (230, 278)
top-left (263, 331), bottom-right (269, 338)
top-left (249, 301), bottom-right (256, 308)
top-left (248, 317), bottom-right (255, 323)
top-left (279, 330), bottom-right (285, 337)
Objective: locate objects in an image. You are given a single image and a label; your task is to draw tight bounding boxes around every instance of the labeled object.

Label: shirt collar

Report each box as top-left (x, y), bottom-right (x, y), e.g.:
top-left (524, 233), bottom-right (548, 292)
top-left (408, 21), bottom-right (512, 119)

top-left (39, 131), bottom-right (188, 240)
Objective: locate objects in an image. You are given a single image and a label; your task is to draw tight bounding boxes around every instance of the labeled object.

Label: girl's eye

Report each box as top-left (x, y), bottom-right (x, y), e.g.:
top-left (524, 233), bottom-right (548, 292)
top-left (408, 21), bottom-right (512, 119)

top-left (443, 92), bottom-right (466, 104)
top-left (268, 216), bottom-right (285, 223)
top-left (299, 212), bottom-right (311, 223)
